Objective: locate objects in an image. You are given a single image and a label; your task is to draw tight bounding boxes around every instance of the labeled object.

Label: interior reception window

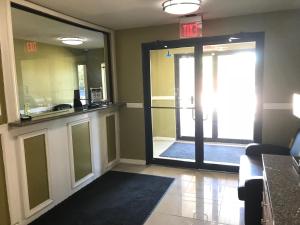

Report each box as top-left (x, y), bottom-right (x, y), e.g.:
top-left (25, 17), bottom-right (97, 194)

top-left (11, 5), bottom-right (112, 116)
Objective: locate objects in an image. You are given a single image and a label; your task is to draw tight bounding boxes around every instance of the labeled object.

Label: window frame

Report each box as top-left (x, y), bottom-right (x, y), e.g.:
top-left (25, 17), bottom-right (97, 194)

top-left (1, 1), bottom-right (115, 122)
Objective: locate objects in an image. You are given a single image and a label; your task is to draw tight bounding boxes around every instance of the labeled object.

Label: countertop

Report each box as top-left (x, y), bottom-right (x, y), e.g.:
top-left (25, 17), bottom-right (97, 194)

top-left (9, 103), bottom-right (125, 128)
top-left (262, 154), bottom-right (300, 225)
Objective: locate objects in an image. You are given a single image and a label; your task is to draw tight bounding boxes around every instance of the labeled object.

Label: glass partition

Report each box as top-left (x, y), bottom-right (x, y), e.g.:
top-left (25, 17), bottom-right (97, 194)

top-left (11, 5), bottom-right (112, 116)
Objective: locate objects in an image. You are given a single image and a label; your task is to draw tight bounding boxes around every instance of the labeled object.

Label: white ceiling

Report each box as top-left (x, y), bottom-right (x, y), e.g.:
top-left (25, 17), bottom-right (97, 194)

top-left (26, 0), bottom-right (300, 30)
top-left (12, 7), bottom-right (105, 49)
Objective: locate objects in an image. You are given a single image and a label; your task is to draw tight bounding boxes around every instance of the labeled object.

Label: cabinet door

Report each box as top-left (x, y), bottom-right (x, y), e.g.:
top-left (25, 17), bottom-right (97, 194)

top-left (0, 137), bottom-right (10, 225)
top-left (68, 119), bottom-right (93, 188)
top-left (19, 130), bottom-right (52, 218)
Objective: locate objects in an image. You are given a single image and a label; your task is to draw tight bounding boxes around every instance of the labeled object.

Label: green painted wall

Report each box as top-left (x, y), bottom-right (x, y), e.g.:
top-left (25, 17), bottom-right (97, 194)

top-left (106, 115), bottom-right (117, 163)
top-left (14, 39), bottom-right (106, 111)
top-left (86, 49), bottom-right (105, 90)
top-left (14, 39), bottom-right (83, 110)
top-left (116, 24), bottom-right (179, 160)
top-left (152, 102), bottom-right (176, 138)
top-left (0, 138), bottom-right (10, 225)
top-left (119, 107), bottom-right (146, 160)
top-left (116, 10), bottom-right (300, 160)
top-left (150, 48), bottom-right (193, 138)
top-left (0, 52), bottom-right (7, 125)
top-left (71, 122), bottom-right (92, 182)
top-left (24, 134), bottom-right (50, 209)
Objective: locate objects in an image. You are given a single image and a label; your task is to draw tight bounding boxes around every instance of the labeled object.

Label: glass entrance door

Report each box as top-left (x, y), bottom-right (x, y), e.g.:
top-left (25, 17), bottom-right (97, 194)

top-left (143, 33), bottom-right (263, 171)
top-left (149, 47), bottom-right (197, 164)
top-left (201, 42), bottom-right (257, 166)
top-left (175, 54), bottom-right (195, 140)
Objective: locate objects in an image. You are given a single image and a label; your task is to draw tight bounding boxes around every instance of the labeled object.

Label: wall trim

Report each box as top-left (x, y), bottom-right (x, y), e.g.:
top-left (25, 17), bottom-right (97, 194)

top-left (153, 136), bottom-right (176, 141)
top-left (152, 96), bottom-right (175, 100)
top-left (126, 103), bottom-right (144, 108)
top-left (126, 102), bottom-right (292, 110)
top-left (106, 159), bottom-right (119, 172)
top-left (263, 103), bottom-right (292, 110)
top-left (120, 158), bottom-right (146, 165)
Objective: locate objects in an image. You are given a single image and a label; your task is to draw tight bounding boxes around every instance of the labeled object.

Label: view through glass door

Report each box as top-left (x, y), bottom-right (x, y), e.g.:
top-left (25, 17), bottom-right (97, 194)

top-left (150, 47), bottom-right (196, 163)
top-left (202, 42), bottom-right (256, 165)
top-left (143, 33), bottom-right (263, 171)
top-left (172, 42), bottom-right (256, 166)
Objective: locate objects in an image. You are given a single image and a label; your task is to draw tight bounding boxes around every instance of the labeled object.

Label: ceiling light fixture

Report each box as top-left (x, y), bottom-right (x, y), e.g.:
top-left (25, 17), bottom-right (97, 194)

top-left (163, 0), bottom-right (200, 15)
top-left (58, 37), bottom-right (85, 46)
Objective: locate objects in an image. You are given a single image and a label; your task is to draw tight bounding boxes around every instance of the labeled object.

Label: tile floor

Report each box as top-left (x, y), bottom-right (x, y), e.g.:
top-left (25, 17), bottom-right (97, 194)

top-left (113, 163), bottom-right (244, 225)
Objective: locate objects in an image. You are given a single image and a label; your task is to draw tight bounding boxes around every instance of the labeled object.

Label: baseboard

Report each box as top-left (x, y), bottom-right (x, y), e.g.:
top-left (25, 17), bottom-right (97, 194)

top-left (106, 159), bottom-right (120, 171)
top-left (120, 158), bottom-right (146, 165)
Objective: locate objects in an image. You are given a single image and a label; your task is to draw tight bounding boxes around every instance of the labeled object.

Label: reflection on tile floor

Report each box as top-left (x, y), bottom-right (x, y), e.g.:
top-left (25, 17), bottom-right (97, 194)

top-left (113, 163), bottom-right (244, 225)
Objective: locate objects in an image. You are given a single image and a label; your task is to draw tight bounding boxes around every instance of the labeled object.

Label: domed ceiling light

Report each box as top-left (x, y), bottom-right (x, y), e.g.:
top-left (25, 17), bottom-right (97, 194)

top-left (163, 0), bottom-right (200, 15)
top-left (58, 37), bottom-right (85, 46)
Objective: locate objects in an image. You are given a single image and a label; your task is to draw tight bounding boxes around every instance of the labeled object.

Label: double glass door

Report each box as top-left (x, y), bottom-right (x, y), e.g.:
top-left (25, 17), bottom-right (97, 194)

top-left (143, 33), bottom-right (263, 171)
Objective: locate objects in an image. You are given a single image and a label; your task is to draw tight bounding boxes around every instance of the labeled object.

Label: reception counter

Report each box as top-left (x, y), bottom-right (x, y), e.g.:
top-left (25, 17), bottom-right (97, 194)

top-left (262, 154), bottom-right (300, 225)
top-left (0, 102), bottom-right (122, 225)
top-left (9, 103), bottom-right (124, 128)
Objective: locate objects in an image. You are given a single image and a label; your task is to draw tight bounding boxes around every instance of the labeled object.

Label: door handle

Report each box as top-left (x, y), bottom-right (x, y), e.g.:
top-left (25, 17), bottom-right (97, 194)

top-left (191, 96), bottom-right (194, 105)
top-left (192, 108), bottom-right (195, 120)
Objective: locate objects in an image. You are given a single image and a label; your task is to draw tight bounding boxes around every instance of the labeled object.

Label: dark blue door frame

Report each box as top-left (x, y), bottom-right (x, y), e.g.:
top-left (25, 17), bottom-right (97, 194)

top-left (142, 32), bottom-right (264, 172)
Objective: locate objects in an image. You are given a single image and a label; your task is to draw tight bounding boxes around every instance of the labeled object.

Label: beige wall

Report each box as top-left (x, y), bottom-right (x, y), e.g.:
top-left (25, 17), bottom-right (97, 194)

top-left (116, 9), bottom-right (300, 160)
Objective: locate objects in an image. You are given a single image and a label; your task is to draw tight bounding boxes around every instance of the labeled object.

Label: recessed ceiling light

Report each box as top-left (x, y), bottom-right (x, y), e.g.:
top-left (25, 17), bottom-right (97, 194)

top-left (163, 0), bottom-right (200, 15)
top-left (58, 37), bottom-right (85, 46)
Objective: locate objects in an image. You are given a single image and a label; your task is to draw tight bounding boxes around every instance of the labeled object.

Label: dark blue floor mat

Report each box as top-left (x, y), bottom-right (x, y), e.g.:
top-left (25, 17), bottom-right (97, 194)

top-left (159, 142), bottom-right (245, 164)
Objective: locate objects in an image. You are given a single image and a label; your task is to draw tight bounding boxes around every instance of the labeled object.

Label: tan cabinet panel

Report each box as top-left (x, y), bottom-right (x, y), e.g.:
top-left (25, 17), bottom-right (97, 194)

top-left (24, 134), bottom-right (50, 209)
top-left (71, 122), bottom-right (93, 182)
top-left (106, 115), bottom-right (117, 163)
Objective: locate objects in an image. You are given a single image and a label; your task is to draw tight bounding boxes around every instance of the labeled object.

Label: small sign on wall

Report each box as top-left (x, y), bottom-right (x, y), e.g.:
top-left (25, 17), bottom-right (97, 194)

top-left (25, 41), bottom-right (38, 53)
top-left (180, 16), bottom-right (202, 39)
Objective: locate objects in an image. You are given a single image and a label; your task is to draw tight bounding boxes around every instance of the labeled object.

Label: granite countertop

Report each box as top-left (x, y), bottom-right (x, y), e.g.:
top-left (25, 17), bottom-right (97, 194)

top-left (9, 103), bottom-right (125, 128)
top-left (262, 154), bottom-right (300, 225)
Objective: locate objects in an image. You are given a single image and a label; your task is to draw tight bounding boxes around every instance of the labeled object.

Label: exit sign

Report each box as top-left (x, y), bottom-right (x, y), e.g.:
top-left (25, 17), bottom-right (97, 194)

top-left (180, 16), bottom-right (202, 39)
top-left (25, 41), bottom-right (38, 53)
